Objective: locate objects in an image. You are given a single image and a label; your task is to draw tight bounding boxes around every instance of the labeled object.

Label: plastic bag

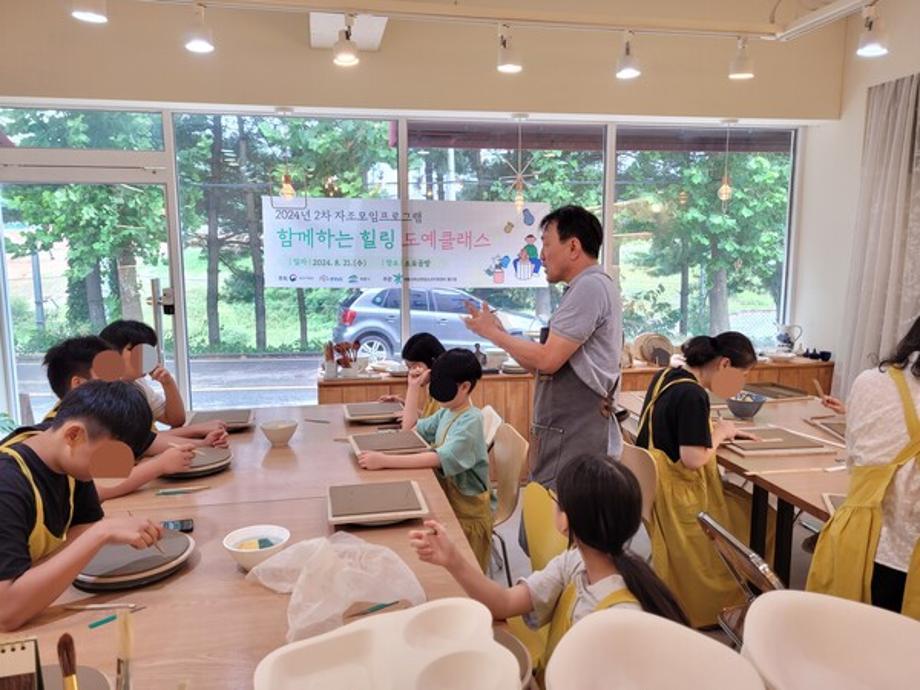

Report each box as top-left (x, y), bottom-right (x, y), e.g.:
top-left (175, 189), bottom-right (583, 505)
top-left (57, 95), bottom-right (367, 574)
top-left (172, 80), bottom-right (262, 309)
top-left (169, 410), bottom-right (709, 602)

top-left (247, 532), bottom-right (426, 641)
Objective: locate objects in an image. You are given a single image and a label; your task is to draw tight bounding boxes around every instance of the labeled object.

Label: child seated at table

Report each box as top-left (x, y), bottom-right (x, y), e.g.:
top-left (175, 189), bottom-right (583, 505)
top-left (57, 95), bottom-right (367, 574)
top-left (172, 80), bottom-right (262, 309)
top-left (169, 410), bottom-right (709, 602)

top-left (379, 332), bottom-right (446, 425)
top-left (360, 348), bottom-right (493, 570)
top-left (100, 319), bottom-right (187, 428)
top-left (409, 454), bottom-right (688, 676)
top-left (0, 381), bottom-right (164, 631)
top-left (2, 336), bottom-right (228, 501)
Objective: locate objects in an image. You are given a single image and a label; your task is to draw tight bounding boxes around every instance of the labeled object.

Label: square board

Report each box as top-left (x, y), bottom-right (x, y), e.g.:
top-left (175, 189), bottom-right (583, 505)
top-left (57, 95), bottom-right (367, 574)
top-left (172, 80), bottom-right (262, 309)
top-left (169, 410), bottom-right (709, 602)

top-left (348, 430), bottom-right (430, 456)
top-left (725, 426), bottom-right (833, 456)
top-left (807, 415), bottom-right (847, 443)
top-left (188, 409), bottom-right (253, 429)
top-left (327, 480), bottom-right (429, 525)
top-left (344, 402), bottom-right (405, 422)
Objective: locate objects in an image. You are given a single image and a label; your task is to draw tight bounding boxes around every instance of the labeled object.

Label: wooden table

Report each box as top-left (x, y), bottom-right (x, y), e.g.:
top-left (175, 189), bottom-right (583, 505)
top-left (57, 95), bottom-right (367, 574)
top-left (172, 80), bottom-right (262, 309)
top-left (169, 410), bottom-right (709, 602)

top-left (11, 406), bottom-right (477, 689)
top-left (619, 392), bottom-right (849, 584)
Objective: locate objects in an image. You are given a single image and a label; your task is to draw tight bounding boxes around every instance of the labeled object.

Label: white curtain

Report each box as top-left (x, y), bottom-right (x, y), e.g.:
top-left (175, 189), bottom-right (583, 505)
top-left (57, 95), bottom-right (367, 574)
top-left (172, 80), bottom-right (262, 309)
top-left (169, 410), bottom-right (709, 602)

top-left (836, 74), bottom-right (920, 394)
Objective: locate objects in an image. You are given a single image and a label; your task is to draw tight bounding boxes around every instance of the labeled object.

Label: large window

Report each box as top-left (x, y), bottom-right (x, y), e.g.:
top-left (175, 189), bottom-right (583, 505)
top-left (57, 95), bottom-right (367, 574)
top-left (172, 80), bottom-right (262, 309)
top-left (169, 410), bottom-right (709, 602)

top-left (614, 127), bottom-right (794, 347)
top-left (173, 114), bottom-right (397, 408)
top-left (0, 108), bottom-right (164, 150)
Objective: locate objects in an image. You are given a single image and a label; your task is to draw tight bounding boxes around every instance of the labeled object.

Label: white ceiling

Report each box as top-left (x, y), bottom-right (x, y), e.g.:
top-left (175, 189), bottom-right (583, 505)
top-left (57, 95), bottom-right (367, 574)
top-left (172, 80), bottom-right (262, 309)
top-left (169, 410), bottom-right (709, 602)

top-left (308, 12), bottom-right (389, 50)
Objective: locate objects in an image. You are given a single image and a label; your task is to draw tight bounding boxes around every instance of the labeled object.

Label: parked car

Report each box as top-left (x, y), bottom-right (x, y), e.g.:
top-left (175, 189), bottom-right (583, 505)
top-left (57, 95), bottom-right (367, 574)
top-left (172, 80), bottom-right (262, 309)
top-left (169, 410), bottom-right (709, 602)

top-left (333, 287), bottom-right (545, 360)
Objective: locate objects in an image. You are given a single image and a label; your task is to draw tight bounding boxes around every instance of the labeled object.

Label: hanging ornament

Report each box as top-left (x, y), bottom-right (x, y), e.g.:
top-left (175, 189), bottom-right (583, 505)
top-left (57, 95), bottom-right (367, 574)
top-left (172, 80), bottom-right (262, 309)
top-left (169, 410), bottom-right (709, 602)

top-left (678, 190), bottom-right (689, 206)
top-left (513, 179), bottom-right (525, 213)
top-left (279, 171), bottom-right (296, 199)
top-left (501, 115), bottom-right (534, 215)
top-left (718, 126), bottom-right (733, 213)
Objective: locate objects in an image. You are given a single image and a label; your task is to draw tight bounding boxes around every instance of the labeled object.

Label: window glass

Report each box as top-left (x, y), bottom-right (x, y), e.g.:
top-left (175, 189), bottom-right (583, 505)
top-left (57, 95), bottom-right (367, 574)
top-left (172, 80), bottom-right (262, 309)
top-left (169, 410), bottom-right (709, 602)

top-left (0, 108), bottom-right (164, 150)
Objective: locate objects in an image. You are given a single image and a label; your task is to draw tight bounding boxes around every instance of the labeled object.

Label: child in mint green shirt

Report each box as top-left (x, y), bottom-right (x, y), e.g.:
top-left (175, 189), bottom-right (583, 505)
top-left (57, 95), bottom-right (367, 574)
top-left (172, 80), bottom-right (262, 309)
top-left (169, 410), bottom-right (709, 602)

top-left (358, 348), bottom-right (493, 571)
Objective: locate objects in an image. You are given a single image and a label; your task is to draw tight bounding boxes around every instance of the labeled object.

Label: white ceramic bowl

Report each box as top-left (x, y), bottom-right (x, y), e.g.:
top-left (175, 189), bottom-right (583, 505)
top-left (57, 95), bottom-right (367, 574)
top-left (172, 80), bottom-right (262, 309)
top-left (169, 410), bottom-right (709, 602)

top-left (260, 419), bottom-right (297, 447)
top-left (223, 524), bottom-right (290, 571)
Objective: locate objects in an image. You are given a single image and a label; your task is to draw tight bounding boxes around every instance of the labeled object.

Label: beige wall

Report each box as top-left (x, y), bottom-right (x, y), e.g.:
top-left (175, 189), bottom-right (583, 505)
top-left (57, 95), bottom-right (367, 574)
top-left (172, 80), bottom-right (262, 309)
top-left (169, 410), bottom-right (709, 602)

top-left (791, 0), bottom-right (920, 362)
top-left (1, 0), bottom-right (846, 120)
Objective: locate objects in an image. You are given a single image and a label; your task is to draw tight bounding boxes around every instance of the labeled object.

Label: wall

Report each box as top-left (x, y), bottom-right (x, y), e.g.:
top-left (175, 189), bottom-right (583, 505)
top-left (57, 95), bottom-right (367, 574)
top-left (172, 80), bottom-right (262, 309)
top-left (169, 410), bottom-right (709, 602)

top-left (792, 0), bottom-right (920, 361)
top-left (0, 0), bottom-right (846, 120)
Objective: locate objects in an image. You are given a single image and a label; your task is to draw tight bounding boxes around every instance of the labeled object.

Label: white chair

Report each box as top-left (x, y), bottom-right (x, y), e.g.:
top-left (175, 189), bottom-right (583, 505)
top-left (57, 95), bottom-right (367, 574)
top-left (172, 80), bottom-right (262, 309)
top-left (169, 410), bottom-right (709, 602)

top-left (742, 590), bottom-right (920, 690)
top-left (490, 422), bottom-right (528, 586)
top-left (545, 609), bottom-right (764, 690)
top-left (481, 404), bottom-right (502, 449)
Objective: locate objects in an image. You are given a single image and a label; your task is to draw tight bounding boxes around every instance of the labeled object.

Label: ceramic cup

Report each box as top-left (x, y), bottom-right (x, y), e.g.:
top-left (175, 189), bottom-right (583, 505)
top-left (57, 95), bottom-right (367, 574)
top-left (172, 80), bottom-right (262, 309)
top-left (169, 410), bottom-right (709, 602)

top-left (819, 351), bottom-right (832, 361)
top-left (260, 419), bottom-right (298, 447)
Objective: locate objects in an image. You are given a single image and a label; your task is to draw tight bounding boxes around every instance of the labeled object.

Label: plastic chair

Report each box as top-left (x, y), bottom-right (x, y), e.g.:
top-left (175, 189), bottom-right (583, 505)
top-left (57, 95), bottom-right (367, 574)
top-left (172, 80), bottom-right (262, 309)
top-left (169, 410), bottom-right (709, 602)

top-left (491, 423), bottom-right (528, 586)
top-left (697, 512), bottom-right (784, 647)
top-left (521, 482), bottom-right (568, 572)
top-left (545, 609), bottom-right (765, 690)
top-left (619, 443), bottom-right (657, 525)
top-left (742, 590), bottom-right (920, 689)
top-left (481, 404), bottom-right (502, 449)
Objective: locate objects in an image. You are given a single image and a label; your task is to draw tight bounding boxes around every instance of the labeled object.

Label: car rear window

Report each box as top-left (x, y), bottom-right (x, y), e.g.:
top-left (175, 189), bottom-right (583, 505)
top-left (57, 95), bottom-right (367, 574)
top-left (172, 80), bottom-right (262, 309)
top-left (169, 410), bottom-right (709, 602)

top-left (340, 289), bottom-right (362, 308)
top-left (383, 289), bottom-right (428, 311)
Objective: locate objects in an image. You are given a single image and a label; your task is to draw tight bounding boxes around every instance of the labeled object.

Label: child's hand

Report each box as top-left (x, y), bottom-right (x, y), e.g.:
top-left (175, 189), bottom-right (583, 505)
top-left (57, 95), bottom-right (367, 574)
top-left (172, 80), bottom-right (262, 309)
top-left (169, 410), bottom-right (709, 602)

top-left (821, 395), bottom-right (846, 415)
top-left (713, 419), bottom-right (739, 442)
top-left (156, 445), bottom-right (195, 474)
top-left (357, 450), bottom-right (388, 470)
top-left (96, 517), bottom-right (163, 549)
top-left (407, 367), bottom-right (430, 389)
top-left (201, 428), bottom-right (229, 448)
top-left (378, 394), bottom-right (405, 404)
top-left (408, 520), bottom-right (458, 568)
top-left (150, 365), bottom-right (177, 388)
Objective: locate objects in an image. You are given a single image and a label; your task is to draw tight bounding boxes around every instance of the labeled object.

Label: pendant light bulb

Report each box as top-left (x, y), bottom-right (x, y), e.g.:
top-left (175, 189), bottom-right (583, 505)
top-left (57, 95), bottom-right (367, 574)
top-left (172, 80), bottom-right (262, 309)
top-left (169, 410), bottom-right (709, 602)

top-left (185, 4), bottom-right (215, 54)
top-left (718, 177), bottom-right (733, 202)
top-left (856, 5), bottom-right (888, 58)
top-left (728, 37), bottom-right (754, 80)
top-left (497, 24), bottom-right (523, 74)
top-left (514, 188), bottom-right (525, 214)
top-left (280, 173), bottom-right (296, 200)
top-left (616, 31), bottom-right (641, 80)
top-left (72, 0), bottom-right (108, 24)
top-left (333, 15), bottom-right (360, 67)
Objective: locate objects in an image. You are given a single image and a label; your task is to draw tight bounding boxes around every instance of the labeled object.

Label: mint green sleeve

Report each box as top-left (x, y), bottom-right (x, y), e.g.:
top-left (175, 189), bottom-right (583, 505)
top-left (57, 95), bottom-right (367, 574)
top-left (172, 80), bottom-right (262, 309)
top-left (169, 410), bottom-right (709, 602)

top-left (436, 413), bottom-right (485, 477)
top-left (415, 409), bottom-right (442, 444)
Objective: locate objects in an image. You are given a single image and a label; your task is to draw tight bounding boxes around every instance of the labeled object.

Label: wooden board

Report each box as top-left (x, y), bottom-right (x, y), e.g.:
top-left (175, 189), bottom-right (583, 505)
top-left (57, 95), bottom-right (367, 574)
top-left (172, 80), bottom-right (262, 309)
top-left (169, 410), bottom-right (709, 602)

top-left (726, 426), bottom-right (832, 456)
top-left (348, 430), bottom-right (430, 455)
top-left (189, 409), bottom-right (254, 429)
top-left (807, 415), bottom-right (847, 442)
top-left (344, 401), bottom-right (404, 422)
top-left (327, 480), bottom-right (429, 525)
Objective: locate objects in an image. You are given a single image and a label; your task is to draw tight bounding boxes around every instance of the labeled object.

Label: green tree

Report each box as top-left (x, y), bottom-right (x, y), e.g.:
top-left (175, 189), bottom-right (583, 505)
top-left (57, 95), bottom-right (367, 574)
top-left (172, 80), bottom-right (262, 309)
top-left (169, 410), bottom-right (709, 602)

top-left (616, 149), bottom-right (790, 336)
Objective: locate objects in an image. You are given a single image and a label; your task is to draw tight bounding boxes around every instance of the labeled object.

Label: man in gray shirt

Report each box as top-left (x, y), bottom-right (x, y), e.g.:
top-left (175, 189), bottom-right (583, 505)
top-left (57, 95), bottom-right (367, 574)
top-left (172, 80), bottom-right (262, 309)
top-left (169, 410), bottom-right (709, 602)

top-left (465, 205), bottom-right (623, 487)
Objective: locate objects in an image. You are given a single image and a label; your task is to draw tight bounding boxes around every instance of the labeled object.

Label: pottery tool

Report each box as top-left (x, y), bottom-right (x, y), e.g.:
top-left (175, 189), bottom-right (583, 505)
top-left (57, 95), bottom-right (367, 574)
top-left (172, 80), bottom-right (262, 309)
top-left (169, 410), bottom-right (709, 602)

top-left (65, 603), bottom-right (139, 612)
top-left (301, 418), bottom-right (330, 424)
top-left (813, 378), bottom-right (827, 399)
top-left (57, 634), bottom-right (78, 690)
top-left (782, 426), bottom-right (845, 449)
top-left (127, 511), bottom-right (165, 557)
top-left (745, 466), bottom-right (838, 477)
top-left (155, 485), bottom-right (210, 496)
top-left (355, 601), bottom-right (400, 616)
top-left (88, 607), bottom-right (146, 630)
top-left (115, 611), bottom-right (132, 690)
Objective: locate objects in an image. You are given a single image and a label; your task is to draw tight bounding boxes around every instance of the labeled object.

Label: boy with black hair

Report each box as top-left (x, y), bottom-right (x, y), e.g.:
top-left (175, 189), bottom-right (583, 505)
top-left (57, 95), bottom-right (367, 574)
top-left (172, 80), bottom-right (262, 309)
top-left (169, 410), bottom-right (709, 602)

top-left (99, 319), bottom-right (186, 427)
top-left (0, 381), bottom-right (164, 631)
top-left (358, 348), bottom-right (493, 570)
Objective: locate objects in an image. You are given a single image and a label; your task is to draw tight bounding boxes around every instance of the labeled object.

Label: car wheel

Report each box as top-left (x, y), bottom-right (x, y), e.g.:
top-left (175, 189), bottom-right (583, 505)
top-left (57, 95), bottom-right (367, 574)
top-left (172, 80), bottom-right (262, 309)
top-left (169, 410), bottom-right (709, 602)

top-left (356, 334), bottom-right (393, 361)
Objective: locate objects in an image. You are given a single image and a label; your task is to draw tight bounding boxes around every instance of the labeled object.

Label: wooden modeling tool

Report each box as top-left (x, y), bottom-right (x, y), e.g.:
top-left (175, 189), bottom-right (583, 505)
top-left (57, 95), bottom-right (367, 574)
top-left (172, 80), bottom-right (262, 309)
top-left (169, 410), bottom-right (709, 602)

top-left (155, 485), bottom-right (210, 496)
top-left (89, 607), bottom-right (146, 630)
top-left (57, 633), bottom-right (79, 690)
top-left (65, 603), bottom-right (140, 612)
top-left (127, 511), bottom-right (165, 556)
top-left (813, 378), bottom-right (827, 399)
top-left (115, 610), bottom-right (132, 690)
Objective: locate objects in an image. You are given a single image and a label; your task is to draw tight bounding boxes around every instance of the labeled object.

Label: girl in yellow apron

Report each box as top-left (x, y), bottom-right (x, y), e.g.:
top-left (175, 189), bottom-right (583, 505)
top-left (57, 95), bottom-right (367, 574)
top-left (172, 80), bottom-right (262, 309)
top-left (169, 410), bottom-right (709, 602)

top-left (378, 332), bottom-right (446, 423)
top-left (409, 453), bottom-right (688, 683)
top-left (808, 355), bottom-right (920, 619)
top-left (360, 348), bottom-right (493, 569)
top-left (636, 332), bottom-right (761, 628)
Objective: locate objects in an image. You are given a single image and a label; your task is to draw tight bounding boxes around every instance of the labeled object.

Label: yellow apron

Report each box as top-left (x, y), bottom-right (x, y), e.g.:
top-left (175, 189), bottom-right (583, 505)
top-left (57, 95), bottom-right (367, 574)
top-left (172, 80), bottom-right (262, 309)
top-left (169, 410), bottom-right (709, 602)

top-left (807, 368), bottom-right (920, 619)
top-left (638, 374), bottom-right (746, 628)
top-left (433, 407), bottom-right (493, 572)
top-left (420, 395), bottom-right (440, 419)
top-left (43, 400), bottom-right (60, 422)
top-left (4, 447), bottom-right (75, 562)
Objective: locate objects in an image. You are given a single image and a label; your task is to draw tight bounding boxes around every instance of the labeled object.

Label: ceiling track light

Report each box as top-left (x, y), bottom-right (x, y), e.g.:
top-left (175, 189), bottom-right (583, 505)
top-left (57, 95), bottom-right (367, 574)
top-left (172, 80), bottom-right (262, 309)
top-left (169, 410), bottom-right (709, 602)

top-left (72, 0), bottom-right (108, 24)
top-left (856, 4), bottom-right (888, 58)
top-left (497, 24), bottom-right (522, 74)
top-left (728, 37), bottom-right (754, 80)
top-left (616, 30), bottom-right (641, 80)
top-left (185, 3), bottom-right (215, 54)
top-left (333, 14), bottom-right (360, 67)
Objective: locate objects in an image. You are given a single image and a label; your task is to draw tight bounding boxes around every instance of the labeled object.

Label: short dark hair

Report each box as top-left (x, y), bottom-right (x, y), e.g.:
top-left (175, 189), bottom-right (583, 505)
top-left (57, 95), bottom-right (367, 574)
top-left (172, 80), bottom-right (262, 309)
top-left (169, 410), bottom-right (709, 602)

top-left (401, 333), bottom-right (446, 369)
top-left (430, 348), bottom-right (483, 393)
top-left (556, 454), bottom-right (689, 626)
top-left (540, 205), bottom-right (603, 259)
top-left (43, 336), bottom-right (114, 399)
top-left (681, 332), bottom-right (757, 369)
top-left (99, 319), bottom-right (158, 351)
top-left (52, 380), bottom-right (153, 457)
